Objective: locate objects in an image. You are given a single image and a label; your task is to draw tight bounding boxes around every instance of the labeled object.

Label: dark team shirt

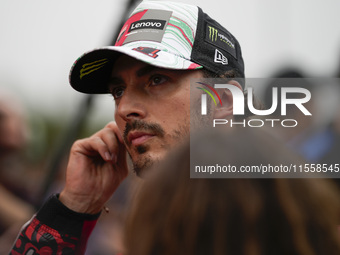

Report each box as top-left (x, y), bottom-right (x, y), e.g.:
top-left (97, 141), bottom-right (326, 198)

top-left (10, 194), bottom-right (100, 255)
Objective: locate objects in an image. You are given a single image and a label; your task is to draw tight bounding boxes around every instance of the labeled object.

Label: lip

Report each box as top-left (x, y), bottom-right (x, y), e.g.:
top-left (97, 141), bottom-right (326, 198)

top-left (128, 131), bottom-right (155, 146)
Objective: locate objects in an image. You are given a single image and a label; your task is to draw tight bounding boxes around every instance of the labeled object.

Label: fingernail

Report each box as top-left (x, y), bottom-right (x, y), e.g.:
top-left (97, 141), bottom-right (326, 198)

top-left (105, 152), bottom-right (112, 161)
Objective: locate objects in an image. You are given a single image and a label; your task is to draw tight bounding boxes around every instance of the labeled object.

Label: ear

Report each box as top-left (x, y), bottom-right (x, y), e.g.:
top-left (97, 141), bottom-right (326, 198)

top-left (213, 80), bottom-right (243, 119)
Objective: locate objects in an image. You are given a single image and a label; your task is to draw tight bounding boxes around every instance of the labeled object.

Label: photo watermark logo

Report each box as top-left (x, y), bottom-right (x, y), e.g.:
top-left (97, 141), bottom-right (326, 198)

top-left (191, 78), bottom-right (340, 179)
top-left (196, 80), bottom-right (312, 128)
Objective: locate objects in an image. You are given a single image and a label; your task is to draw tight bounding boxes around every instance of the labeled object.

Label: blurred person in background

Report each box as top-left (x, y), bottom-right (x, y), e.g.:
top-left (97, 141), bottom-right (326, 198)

top-left (0, 88), bottom-right (34, 253)
top-left (263, 68), bottom-right (340, 185)
top-left (322, 52), bottom-right (340, 188)
top-left (263, 69), bottom-right (321, 163)
top-left (125, 127), bottom-right (340, 255)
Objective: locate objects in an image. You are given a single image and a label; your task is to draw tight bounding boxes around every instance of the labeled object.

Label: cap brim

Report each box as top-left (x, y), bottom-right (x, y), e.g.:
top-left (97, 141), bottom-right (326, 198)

top-left (69, 45), bottom-right (202, 94)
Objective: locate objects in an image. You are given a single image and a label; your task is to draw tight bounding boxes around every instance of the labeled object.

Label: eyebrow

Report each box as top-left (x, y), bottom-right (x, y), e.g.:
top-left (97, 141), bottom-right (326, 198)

top-left (136, 65), bottom-right (159, 77)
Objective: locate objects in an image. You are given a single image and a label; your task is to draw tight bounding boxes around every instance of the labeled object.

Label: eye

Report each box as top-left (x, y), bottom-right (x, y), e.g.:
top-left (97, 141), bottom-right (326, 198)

top-left (110, 86), bottom-right (125, 100)
top-left (149, 75), bottom-right (168, 86)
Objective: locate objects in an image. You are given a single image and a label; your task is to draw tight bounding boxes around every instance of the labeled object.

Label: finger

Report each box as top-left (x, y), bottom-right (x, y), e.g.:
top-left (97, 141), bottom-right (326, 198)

top-left (101, 122), bottom-right (128, 173)
top-left (74, 136), bottom-right (113, 162)
top-left (105, 121), bottom-right (124, 144)
top-left (100, 128), bottom-right (120, 163)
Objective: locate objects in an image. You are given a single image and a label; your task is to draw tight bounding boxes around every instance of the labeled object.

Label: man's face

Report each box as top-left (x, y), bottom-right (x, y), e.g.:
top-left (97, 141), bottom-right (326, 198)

top-left (110, 55), bottom-right (203, 175)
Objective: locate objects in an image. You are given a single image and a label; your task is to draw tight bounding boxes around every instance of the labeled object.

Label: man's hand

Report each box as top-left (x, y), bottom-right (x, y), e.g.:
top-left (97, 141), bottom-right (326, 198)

top-left (59, 121), bottom-right (128, 214)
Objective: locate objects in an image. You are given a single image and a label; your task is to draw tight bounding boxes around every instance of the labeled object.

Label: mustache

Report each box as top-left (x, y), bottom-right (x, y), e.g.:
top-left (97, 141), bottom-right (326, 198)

top-left (123, 120), bottom-right (165, 145)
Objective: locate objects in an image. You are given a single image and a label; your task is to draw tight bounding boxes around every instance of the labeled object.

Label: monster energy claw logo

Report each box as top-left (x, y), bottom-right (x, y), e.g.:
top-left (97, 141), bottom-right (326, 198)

top-left (208, 26), bottom-right (218, 42)
top-left (80, 59), bottom-right (108, 79)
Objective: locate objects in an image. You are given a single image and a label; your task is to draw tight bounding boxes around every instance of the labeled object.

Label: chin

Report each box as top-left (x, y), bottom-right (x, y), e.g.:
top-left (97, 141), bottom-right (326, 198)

top-left (131, 150), bottom-right (165, 178)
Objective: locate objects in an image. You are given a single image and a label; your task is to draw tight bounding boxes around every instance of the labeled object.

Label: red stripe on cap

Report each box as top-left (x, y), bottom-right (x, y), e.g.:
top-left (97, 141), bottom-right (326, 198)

top-left (188, 63), bottom-right (201, 69)
top-left (115, 10), bottom-right (148, 46)
top-left (168, 23), bottom-right (193, 47)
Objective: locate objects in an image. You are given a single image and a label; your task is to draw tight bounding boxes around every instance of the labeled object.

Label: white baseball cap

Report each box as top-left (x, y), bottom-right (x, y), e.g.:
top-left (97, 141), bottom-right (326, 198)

top-left (69, 0), bottom-right (244, 93)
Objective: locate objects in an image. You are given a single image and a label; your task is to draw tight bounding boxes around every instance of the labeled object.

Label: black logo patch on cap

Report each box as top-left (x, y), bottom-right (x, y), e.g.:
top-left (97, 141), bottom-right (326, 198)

top-left (129, 19), bottom-right (167, 32)
top-left (205, 23), bottom-right (237, 59)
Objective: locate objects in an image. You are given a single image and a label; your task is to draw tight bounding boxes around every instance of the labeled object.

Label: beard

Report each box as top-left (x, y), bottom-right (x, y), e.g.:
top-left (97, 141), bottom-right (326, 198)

top-left (124, 119), bottom-right (190, 176)
top-left (123, 96), bottom-right (213, 176)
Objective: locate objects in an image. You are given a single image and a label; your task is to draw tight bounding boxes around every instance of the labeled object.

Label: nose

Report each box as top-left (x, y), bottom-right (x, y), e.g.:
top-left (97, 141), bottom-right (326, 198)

top-left (115, 88), bottom-right (147, 122)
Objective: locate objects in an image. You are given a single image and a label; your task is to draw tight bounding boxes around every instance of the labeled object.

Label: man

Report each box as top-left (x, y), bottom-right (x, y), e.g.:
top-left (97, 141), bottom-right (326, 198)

top-left (10, 1), bottom-right (244, 254)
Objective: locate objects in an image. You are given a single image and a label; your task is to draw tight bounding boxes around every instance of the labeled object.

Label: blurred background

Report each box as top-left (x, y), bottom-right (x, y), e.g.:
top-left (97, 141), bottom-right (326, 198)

top-left (1, 0), bottom-right (340, 254)
top-left (1, 0), bottom-right (340, 122)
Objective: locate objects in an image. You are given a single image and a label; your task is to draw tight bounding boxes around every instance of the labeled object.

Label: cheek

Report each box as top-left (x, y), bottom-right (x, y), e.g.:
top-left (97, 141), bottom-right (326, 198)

top-left (157, 99), bottom-right (190, 130)
top-left (174, 90), bottom-right (191, 119)
top-left (114, 111), bottom-right (125, 133)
